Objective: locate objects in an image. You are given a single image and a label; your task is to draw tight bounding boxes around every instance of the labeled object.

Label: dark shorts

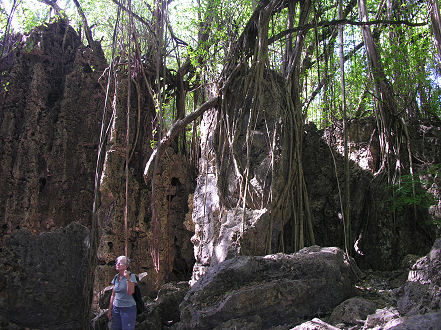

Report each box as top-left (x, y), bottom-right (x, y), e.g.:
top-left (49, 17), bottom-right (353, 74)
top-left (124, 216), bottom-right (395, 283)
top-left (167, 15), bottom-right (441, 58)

top-left (112, 305), bottom-right (136, 330)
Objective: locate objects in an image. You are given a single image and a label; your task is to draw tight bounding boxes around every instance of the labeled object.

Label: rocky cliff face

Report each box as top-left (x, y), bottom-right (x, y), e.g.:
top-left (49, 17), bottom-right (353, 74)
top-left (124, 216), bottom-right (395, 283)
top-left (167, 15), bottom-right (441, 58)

top-left (190, 67), bottom-right (440, 284)
top-left (92, 69), bottom-right (195, 302)
top-left (0, 21), bottom-right (195, 327)
top-left (0, 20), bottom-right (106, 328)
top-left (0, 20), bottom-right (106, 235)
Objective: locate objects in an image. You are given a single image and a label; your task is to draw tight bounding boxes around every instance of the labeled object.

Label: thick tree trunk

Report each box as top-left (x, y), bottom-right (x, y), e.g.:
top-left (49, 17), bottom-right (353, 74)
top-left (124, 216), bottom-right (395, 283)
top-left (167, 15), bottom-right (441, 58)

top-left (357, 0), bottom-right (397, 174)
top-left (429, 0), bottom-right (441, 65)
top-left (282, 1), bottom-right (297, 75)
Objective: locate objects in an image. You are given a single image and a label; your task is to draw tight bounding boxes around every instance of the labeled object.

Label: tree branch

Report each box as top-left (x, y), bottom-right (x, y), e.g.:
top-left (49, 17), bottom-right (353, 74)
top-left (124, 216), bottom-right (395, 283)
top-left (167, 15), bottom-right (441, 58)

top-left (38, 0), bottom-right (67, 19)
top-left (111, 0), bottom-right (155, 35)
top-left (72, 0), bottom-right (100, 55)
top-left (143, 96), bottom-right (220, 183)
top-left (269, 18), bottom-right (428, 45)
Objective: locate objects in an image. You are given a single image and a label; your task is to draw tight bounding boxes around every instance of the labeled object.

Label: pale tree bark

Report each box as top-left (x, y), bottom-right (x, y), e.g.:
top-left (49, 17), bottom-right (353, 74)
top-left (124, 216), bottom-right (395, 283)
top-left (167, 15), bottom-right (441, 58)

top-left (429, 0), bottom-right (441, 65)
top-left (357, 0), bottom-right (397, 176)
top-left (72, 0), bottom-right (104, 57)
top-left (282, 0), bottom-right (297, 75)
top-left (38, 0), bottom-right (66, 19)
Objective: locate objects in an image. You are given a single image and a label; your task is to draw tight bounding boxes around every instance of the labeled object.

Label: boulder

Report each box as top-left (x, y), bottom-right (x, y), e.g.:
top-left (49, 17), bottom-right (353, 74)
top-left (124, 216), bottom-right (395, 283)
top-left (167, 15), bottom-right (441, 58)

top-left (0, 222), bottom-right (89, 328)
top-left (292, 318), bottom-right (340, 330)
top-left (395, 238), bottom-right (441, 315)
top-left (388, 310), bottom-right (441, 330)
top-left (180, 246), bottom-right (356, 329)
top-left (328, 297), bottom-right (377, 326)
top-left (363, 307), bottom-right (400, 329)
top-left (136, 281), bottom-right (189, 329)
top-left (361, 310), bottom-right (441, 330)
top-left (212, 315), bottom-right (263, 330)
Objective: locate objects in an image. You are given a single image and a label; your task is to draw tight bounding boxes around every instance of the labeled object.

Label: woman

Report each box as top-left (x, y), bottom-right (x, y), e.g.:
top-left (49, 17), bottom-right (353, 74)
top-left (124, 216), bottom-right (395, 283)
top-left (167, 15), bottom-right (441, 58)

top-left (107, 256), bottom-right (138, 330)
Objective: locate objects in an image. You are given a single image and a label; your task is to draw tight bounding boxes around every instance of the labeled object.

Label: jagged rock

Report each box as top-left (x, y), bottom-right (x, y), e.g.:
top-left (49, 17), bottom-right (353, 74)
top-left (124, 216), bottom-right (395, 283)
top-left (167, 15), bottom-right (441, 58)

top-left (395, 238), bottom-right (441, 315)
top-left (388, 310), bottom-right (441, 330)
top-left (180, 246), bottom-right (356, 329)
top-left (192, 96), bottom-right (438, 287)
top-left (0, 21), bottom-right (106, 328)
top-left (292, 318), bottom-right (340, 330)
top-left (190, 70), bottom-right (291, 284)
top-left (96, 140), bottom-right (195, 300)
top-left (306, 121), bottom-right (437, 271)
top-left (328, 297), bottom-right (377, 326)
top-left (135, 281), bottom-right (189, 329)
top-left (363, 307), bottom-right (400, 329)
top-left (0, 19), bottom-right (195, 317)
top-left (91, 310), bottom-right (109, 330)
top-left (145, 281), bottom-right (190, 326)
top-left (408, 238), bottom-right (441, 285)
top-left (98, 284), bottom-right (113, 310)
top-left (212, 315), bottom-right (263, 330)
top-left (0, 222), bottom-right (89, 329)
top-left (0, 20), bottom-right (106, 235)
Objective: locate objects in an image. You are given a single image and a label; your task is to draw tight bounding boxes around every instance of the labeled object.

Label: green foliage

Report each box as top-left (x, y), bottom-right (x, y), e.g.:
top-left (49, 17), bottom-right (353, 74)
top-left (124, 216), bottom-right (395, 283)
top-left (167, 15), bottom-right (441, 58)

top-left (388, 165), bottom-right (441, 227)
top-left (1, 70), bottom-right (9, 94)
top-left (389, 177), bottom-right (435, 212)
top-left (0, 5), bottom-right (8, 33)
top-left (24, 37), bottom-right (34, 53)
top-left (16, 2), bottom-right (50, 33)
top-left (4, 0), bottom-right (441, 131)
top-left (1, 79), bottom-right (10, 92)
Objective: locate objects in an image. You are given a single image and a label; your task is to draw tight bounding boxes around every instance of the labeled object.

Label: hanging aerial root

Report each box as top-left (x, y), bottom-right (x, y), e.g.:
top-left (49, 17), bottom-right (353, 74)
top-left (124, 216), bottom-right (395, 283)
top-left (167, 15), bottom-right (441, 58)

top-left (143, 96), bottom-right (220, 184)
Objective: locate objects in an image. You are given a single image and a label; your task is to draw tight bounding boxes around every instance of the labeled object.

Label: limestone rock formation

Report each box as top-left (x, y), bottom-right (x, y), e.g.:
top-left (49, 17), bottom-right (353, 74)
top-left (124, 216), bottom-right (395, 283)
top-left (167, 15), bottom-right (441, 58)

top-left (396, 238), bottom-right (441, 315)
top-left (94, 139), bottom-right (195, 301)
top-left (190, 66), bottom-right (438, 286)
top-left (179, 246), bottom-right (356, 329)
top-left (0, 19), bottom-right (195, 321)
top-left (327, 297), bottom-right (377, 326)
top-left (325, 238), bottom-right (441, 329)
top-left (190, 69), bottom-right (290, 284)
top-left (0, 20), bottom-right (105, 328)
top-left (0, 20), bottom-right (106, 235)
top-left (303, 121), bottom-right (437, 270)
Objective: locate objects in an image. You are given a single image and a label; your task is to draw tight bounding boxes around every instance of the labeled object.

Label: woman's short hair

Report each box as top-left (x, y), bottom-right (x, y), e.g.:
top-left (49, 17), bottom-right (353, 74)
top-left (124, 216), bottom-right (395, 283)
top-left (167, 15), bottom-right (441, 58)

top-left (116, 255), bottom-right (130, 267)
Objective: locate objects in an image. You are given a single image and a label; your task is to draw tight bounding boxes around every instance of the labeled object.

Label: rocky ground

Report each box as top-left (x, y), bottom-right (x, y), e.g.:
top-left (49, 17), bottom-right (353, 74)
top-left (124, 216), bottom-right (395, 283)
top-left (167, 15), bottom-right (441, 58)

top-left (88, 238), bottom-right (441, 330)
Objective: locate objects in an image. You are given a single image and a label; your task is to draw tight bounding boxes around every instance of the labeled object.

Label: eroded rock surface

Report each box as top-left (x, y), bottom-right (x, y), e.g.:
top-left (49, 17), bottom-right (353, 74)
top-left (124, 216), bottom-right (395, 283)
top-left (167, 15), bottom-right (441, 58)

top-left (0, 222), bottom-right (89, 329)
top-left (191, 69), bottom-right (438, 285)
top-left (0, 20), bottom-right (106, 235)
top-left (179, 246), bottom-right (356, 329)
top-left (396, 238), bottom-right (441, 315)
top-left (0, 20), bottom-right (104, 329)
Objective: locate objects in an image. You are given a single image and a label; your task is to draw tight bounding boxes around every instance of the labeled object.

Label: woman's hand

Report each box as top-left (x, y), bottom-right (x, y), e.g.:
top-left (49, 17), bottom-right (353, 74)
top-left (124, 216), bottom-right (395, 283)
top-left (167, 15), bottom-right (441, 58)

top-left (124, 270), bottom-right (135, 295)
top-left (107, 308), bottom-right (112, 320)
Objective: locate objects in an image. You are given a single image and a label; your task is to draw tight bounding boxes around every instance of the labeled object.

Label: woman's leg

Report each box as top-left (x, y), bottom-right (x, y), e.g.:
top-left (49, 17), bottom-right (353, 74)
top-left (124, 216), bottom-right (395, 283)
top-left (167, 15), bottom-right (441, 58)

top-left (112, 306), bottom-right (123, 330)
top-left (119, 305), bottom-right (137, 330)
